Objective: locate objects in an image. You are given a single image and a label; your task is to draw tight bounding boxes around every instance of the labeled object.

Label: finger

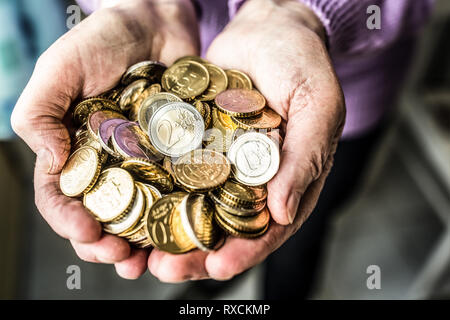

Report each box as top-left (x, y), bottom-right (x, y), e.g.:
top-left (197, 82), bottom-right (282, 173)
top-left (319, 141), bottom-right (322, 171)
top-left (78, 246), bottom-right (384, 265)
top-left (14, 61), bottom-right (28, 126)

top-left (114, 249), bottom-right (150, 279)
top-left (71, 234), bottom-right (131, 264)
top-left (148, 249), bottom-right (208, 283)
top-left (205, 223), bottom-right (289, 281)
top-left (267, 83), bottom-right (344, 225)
top-left (34, 150), bottom-right (102, 243)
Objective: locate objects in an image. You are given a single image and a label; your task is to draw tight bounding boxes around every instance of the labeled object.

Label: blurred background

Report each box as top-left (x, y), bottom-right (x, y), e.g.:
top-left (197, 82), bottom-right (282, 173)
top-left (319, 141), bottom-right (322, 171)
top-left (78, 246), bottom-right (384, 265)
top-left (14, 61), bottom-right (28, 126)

top-left (0, 0), bottom-right (449, 299)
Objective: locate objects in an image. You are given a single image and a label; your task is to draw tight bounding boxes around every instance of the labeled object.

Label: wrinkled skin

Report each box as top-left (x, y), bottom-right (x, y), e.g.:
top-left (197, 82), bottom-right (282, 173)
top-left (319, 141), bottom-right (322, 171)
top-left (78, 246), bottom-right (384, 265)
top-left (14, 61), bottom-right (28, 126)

top-left (11, 0), bottom-right (345, 281)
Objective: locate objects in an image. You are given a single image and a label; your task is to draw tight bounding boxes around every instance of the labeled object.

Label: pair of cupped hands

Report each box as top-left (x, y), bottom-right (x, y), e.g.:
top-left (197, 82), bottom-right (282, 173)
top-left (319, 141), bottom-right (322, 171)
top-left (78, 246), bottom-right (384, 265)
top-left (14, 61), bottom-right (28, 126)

top-left (11, 0), bottom-right (345, 281)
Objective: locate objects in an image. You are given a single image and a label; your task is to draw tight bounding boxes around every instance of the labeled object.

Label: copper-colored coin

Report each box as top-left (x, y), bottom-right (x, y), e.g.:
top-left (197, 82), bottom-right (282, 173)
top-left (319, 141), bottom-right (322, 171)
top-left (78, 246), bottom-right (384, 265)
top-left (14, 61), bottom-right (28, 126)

top-left (119, 79), bottom-right (150, 112)
top-left (120, 158), bottom-right (174, 193)
top-left (215, 211), bottom-right (269, 238)
top-left (225, 69), bottom-right (253, 90)
top-left (215, 205), bottom-right (270, 233)
top-left (73, 98), bottom-right (120, 126)
top-left (146, 192), bottom-right (193, 254)
top-left (231, 107), bottom-right (282, 130)
top-left (83, 168), bottom-right (136, 222)
top-left (60, 146), bottom-right (101, 197)
top-left (173, 149), bottom-right (230, 191)
top-left (198, 63), bottom-right (228, 101)
top-left (209, 191), bottom-right (265, 217)
top-left (87, 109), bottom-right (126, 139)
top-left (161, 61), bottom-right (210, 99)
top-left (215, 89), bottom-right (265, 118)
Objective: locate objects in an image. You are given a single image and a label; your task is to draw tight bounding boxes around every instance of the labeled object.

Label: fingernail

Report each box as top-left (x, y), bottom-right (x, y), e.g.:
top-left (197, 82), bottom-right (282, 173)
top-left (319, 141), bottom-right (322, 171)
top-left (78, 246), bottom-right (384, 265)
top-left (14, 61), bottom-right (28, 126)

top-left (287, 193), bottom-right (301, 224)
top-left (37, 148), bottom-right (54, 174)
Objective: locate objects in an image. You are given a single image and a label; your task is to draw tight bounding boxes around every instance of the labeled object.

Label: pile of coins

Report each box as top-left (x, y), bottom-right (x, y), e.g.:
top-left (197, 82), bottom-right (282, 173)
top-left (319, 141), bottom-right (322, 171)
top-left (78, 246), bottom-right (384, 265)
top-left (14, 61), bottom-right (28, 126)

top-left (60, 56), bottom-right (282, 254)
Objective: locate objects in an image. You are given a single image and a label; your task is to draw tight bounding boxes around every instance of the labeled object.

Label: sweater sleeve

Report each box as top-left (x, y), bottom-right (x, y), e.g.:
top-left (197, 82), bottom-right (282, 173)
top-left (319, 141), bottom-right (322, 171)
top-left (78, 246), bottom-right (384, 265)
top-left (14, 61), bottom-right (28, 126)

top-left (228, 0), bottom-right (435, 57)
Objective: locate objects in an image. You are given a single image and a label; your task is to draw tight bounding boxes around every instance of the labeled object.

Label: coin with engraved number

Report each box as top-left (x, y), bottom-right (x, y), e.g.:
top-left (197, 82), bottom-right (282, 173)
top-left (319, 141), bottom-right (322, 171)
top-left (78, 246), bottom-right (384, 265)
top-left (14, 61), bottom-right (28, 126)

top-left (121, 61), bottom-right (167, 85)
top-left (225, 69), bottom-right (253, 90)
top-left (103, 183), bottom-right (145, 235)
top-left (120, 158), bottom-right (174, 193)
top-left (60, 146), bottom-right (101, 197)
top-left (138, 92), bottom-right (182, 133)
top-left (112, 122), bottom-right (163, 161)
top-left (149, 102), bottom-right (205, 157)
top-left (73, 98), bottom-right (120, 126)
top-left (227, 132), bottom-right (280, 186)
top-left (119, 79), bottom-right (150, 111)
top-left (173, 149), bottom-right (230, 191)
top-left (162, 61), bottom-right (210, 99)
top-left (231, 107), bottom-right (282, 130)
top-left (198, 63), bottom-right (228, 101)
top-left (84, 168), bottom-right (136, 222)
top-left (146, 192), bottom-right (193, 254)
top-left (215, 89), bottom-right (265, 118)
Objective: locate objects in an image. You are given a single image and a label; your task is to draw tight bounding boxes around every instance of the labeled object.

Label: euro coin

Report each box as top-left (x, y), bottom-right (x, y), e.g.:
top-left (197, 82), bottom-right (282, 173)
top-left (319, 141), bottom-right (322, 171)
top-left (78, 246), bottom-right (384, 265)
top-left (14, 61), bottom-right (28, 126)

top-left (173, 149), bottom-right (230, 191)
top-left (215, 205), bottom-right (270, 233)
top-left (138, 92), bottom-right (182, 133)
top-left (129, 83), bottom-right (162, 121)
top-left (198, 63), bottom-right (228, 101)
top-left (120, 158), bottom-right (174, 193)
top-left (209, 190), bottom-right (265, 217)
top-left (225, 69), bottom-right (253, 90)
top-left (119, 79), bottom-right (150, 112)
top-left (103, 183), bottom-right (145, 235)
top-left (148, 102), bottom-right (205, 157)
top-left (215, 89), bottom-right (265, 118)
top-left (215, 212), bottom-right (269, 238)
top-left (112, 121), bottom-right (163, 161)
top-left (83, 168), bottom-right (136, 222)
top-left (218, 179), bottom-right (267, 206)
top-left (73, 98), bottom-right (120, 126)
top-left (147, 192), bottom-right (193, 254)
top-left (170, 194), bottom-right (197, 253)
top-left (227, 132), bottom-right (280, 186)
top-left (121, 60), bottom-right (167, 85)
top-left (231, 107), bottom-right (282, 130)
top-left (161, 60), bottom-right (210, 99)
top-left (87, 109), bottom-right (126, 139)
top-left (60, 146), bottom-right (101, 197)
top-left (98, 118), bottom-right (128, 156)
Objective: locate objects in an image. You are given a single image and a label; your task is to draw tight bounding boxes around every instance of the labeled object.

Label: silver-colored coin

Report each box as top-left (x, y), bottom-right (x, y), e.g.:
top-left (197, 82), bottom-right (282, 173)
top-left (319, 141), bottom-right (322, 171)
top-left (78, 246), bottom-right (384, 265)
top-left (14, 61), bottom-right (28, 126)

top-left (103, 186), bottom-right (145, 235)
top-left (149, 102), bottom-right (205, 157)
top-left (227, 132), bottom-right (280, 186)
top-left (138, 92), bottom-right (182, 133)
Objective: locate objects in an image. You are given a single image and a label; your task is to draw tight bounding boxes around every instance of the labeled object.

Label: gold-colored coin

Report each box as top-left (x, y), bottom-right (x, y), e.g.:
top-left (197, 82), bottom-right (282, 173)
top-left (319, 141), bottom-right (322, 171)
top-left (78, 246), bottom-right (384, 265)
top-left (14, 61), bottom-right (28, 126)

top-left (180, 194), bottom-right (223, 251)
top-left (137, 92), bottom-right (182, 133)
top-left (146, 192), bottom-right (193, 254)
top-left (194, 101), bottom-right (212, 129)
top-left (119, 79), bottom-right (150, 112)
top-left (121, 61), bottom-right (167, 85)
top-left (161, 61), bottom-right (210, 99)
top-left (129, 83), bottom-right (162, 121)
top-left (225, 69), bottom-right (253, 90)
top-left (83, 168), bottom-right (136, 222)
top-left (126, 226), bottom-right (148, 243)
top-left (120, 158), bottom-right (174, 193)
top-left (209, 191), bottom-right (265, 217)
top-left (73, 98), bottom-right (120, 126)
top-left (215, 212), bottom-right (269, 238)
top-left (219, 180), bottom-right (267, 206)
top-left (198, 63), bottom-right (228, 101)
top-left (215, 205), bottom-right (270, 233)
top-left (170, 196), bottom-right (197, 253)
top-left (173, 149), bottom-right (230, 192)
top-left (72, 133), bottom-right (103, 154)
top-left (60, 146), bottom-right (101, 197)
top-left (203, 107), bottom-right (237, 152)
top-left (99, 86), bottom-right (124, 103)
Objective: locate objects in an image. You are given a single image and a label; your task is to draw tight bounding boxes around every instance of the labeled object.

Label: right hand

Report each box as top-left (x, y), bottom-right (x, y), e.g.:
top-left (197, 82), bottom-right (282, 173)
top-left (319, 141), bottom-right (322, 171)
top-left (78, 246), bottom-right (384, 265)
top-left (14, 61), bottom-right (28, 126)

top-left (10, 0), bottom-right (200, 279)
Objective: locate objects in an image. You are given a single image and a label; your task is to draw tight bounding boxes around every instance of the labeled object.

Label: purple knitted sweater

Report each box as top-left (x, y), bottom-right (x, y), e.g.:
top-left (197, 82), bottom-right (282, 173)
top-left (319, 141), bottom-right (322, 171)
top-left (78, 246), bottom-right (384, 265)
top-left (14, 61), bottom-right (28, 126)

top-left (77, 0), bottom-right (434, 139)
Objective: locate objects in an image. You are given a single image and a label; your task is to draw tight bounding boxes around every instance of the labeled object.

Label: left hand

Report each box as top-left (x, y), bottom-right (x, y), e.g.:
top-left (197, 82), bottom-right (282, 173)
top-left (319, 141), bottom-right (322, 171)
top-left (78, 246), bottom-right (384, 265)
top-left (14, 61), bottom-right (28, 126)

top-left (147, 0), bottom-right (346, 282)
